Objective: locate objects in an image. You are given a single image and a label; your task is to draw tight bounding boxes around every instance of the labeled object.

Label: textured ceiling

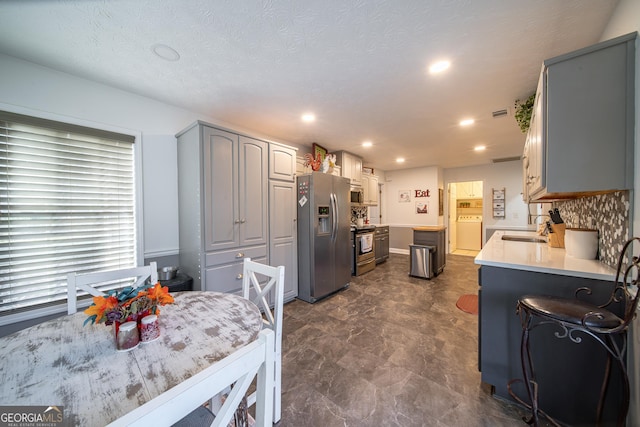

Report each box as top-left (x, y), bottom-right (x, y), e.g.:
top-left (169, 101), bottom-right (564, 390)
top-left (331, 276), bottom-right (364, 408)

top-left (0, 0), bottom-right (619, 171)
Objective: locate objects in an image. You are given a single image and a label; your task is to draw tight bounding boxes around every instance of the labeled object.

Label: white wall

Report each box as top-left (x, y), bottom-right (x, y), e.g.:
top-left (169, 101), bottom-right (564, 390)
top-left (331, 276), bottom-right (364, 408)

top-left (600, 1), bottom-right (640, 425)
top-left (444, 160), bottom-right (530, 240)
top-left (0, 53), bottom-right (308, 259)
top-left (383, 166), bottom-right (442, 226)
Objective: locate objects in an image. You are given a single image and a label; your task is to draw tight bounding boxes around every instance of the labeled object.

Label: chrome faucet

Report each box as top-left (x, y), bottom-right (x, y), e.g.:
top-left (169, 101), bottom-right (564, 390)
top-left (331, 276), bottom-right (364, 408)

top-left (528, 214), bottom-right (550, 225)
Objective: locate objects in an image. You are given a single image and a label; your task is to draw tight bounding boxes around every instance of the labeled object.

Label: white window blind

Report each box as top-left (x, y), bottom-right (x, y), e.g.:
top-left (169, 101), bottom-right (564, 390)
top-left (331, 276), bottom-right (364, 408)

top-left (0, 111), bottom-right (137, 319)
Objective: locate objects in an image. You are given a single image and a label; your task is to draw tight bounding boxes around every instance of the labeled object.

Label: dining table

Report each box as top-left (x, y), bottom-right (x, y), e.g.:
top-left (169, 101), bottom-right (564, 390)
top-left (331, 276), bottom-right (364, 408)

top-left (0, 291), bottom-right (269, 426)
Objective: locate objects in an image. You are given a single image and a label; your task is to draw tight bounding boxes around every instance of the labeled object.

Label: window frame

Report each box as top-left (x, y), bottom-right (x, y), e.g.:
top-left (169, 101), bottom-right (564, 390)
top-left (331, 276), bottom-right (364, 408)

top-left (0, 107), bottom-right (144, 327)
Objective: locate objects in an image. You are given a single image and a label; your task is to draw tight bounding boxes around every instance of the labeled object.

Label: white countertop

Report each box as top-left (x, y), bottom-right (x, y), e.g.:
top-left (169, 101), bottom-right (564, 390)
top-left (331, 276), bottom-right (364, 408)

top-left (474, 230), bottom-right (617, 281)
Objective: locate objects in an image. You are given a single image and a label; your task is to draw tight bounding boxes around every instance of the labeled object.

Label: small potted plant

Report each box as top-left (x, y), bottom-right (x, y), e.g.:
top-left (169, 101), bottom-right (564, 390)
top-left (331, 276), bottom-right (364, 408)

top-left (514, 93), bottom-right (535, 133)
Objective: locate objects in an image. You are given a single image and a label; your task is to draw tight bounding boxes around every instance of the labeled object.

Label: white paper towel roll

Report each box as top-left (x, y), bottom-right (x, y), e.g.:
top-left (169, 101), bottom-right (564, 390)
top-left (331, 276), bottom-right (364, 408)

top-left (564, 229), bottom-right (598, 259)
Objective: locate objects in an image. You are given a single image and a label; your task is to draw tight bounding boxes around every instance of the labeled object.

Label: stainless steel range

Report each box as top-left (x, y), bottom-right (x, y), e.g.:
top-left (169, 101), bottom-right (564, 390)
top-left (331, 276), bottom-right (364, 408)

top-left (352, 225), bottom-right (376, 276)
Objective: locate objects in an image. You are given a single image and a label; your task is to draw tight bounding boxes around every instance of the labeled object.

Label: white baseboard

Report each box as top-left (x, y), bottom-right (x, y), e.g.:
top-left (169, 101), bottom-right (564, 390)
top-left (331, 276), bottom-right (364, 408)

top-left (390, 248), bottom-right (410, 255)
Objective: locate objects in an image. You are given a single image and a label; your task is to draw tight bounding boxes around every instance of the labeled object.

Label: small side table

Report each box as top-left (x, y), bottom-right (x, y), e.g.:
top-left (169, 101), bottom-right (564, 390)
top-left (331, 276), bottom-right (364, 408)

top-left (159, 272), bottom-right (193, 292)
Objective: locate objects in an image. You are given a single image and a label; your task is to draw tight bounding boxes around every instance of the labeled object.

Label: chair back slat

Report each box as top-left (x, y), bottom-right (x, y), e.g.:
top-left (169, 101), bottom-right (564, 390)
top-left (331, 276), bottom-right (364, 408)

top-left (67, 262), bottom-right (158, 315)
top-left (241, 257), bottom-right (285, 424)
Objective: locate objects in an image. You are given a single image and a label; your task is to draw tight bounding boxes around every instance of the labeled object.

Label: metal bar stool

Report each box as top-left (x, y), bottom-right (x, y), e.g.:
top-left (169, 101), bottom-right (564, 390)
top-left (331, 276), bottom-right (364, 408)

top-left (509, 237), bottom-right (640, 427)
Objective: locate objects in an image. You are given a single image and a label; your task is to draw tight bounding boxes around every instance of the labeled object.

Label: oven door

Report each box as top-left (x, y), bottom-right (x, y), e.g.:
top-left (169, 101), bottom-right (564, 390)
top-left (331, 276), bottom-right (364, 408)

top-left (357, 232), bottom-right (375, 258)
top-left (355, 231), bottom-right (376, 275)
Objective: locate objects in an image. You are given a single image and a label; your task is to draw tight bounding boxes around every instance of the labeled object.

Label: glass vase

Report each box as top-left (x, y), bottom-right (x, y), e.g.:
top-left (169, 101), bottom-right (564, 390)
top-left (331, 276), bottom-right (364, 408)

top-left (114, 320), bottom-right (139, 351)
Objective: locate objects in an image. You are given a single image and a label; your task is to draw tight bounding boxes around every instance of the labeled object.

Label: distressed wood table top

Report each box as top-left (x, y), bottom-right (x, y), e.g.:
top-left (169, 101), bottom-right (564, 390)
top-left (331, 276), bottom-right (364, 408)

top-left (0, 291), bottom-right (262, 426)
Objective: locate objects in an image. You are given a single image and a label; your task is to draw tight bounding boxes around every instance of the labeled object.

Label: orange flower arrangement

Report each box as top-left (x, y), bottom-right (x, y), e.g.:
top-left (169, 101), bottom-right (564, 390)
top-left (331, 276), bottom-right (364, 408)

top-left (84, 282), bottom-right (174, 326)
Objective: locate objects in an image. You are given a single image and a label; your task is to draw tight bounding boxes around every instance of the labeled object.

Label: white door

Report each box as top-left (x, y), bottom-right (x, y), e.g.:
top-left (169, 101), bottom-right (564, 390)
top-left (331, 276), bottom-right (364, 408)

top-left (448, 183), bottom-right (457, 253)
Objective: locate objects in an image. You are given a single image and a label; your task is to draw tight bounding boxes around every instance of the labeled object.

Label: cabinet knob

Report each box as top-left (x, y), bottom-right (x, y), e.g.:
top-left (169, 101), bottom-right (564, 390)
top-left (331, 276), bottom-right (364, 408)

top-left (236, 274), bottom-right (243, 280)
top-left (234, 219), bottom-right (241, 224)
top-left (240, 218), bottom-right (246, 223)
top-left (236, 252), bottom-right (244, 258)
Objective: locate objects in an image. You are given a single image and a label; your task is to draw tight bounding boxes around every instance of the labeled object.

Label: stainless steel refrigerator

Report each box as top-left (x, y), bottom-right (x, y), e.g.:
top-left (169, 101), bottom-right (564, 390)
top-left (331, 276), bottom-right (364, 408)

top-left (297, 173), bottom-right (351, 303)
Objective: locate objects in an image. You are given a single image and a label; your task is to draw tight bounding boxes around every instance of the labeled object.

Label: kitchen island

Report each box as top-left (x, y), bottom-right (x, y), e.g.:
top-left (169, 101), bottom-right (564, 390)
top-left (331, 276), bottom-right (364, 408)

top-left (475, 230), bottom-right (621, 426)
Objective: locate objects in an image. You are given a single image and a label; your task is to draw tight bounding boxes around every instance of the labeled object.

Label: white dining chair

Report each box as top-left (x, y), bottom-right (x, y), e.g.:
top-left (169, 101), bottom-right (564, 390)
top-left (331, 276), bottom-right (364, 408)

top-left (242, 257), bottom-right (285, 424)
top-left (66, 262), bottom-right (158, 314)
top-left (111, 328), bottom-right (275, 427)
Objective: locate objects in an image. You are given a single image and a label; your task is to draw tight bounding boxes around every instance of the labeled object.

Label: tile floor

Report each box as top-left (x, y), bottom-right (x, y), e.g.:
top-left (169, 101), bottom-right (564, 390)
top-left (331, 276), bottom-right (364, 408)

top-left (277, 253), bottom-right (537, 426)
top-left (451, 249), bottom-right (480, 257)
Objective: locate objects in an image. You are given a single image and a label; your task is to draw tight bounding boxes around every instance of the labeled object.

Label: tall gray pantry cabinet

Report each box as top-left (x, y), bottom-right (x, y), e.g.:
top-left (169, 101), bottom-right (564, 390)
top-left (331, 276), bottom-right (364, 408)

top-left (176, 121), bottom-right (298, 302)
top-left (268, 143), bottom-right (298, 302)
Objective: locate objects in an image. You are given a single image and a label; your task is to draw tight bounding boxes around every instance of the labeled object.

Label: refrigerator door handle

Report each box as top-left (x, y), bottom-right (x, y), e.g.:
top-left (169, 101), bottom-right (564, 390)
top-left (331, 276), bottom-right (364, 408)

top-left (330, 192), bottom-right (337, 241)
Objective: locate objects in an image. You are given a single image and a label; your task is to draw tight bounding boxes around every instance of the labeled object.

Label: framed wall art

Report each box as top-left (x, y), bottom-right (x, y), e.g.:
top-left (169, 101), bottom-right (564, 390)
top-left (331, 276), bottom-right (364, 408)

top-left (312, 143), bottom-right (328, 162)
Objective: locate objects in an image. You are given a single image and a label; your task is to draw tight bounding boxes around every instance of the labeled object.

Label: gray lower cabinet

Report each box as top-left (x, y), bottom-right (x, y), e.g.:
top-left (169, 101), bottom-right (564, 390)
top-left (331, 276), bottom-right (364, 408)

top-left (204, 246), bottom-right (267, 294)
top-left (177, 122), bottom-right (268, 293)
top-left (374, 226), bottom-right (389, 264)
top-left (479, 265), bottom-right (623, 425)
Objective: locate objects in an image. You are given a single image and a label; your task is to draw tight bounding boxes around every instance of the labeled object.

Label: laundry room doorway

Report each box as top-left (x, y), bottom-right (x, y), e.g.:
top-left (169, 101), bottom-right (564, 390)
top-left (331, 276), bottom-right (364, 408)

top-left (448, 181), bottom-right (483, 256)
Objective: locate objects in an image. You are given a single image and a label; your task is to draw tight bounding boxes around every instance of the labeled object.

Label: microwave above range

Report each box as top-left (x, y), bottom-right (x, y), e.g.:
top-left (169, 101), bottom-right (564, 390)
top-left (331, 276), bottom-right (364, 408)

top-left (350, 188), bottom-right (364, 205)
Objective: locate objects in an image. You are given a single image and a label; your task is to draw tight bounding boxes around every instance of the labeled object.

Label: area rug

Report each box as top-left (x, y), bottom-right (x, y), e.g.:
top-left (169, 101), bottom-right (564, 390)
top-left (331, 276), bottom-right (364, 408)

top-left (456, 294), bottom-right (478, 315)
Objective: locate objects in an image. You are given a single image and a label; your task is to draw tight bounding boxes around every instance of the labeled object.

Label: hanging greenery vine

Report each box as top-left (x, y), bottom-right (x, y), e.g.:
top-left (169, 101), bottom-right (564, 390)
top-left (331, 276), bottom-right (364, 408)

top-left (514, 93), bottom-right (536, 133)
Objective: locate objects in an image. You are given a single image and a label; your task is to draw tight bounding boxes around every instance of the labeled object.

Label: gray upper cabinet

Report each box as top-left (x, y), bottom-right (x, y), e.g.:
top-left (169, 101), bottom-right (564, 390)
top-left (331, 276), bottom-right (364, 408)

top-left (269, 143), bottom-right (297, 182)
top-left (525, 32), bottom-right (636, 201)
top-left (203, 127), bottom-right (268, 251)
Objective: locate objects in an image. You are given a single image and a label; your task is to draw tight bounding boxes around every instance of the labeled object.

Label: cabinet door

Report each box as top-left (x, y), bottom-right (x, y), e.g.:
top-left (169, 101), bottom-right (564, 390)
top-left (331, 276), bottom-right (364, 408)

top-left (351, 155), bottom-right (362, 186)
top-left (522, 138), bottom-right (530, 202)
top-left (545, 40), bottom-right (630, 194)
top-left (269, 181), bottom-right (298, 302)
top-left (239, 136), bottom-right (268, 247)
top-left (204, 254), bottom-right (267, 296)
top-left (457, 182), bottom-right (478, 198)
top-left (361, 175), bottom-right (370, 202)
top-left (269, 144), bottom-right (296, 182)
top-left (527, 74), bottom-right (545, 197)
top-left (342, 153), bottom-right (353, 181)
top-left (368, 175), bottom-right (378, 205)
top-left (374, 235), bottom-right (382, 262)
top-left (203, 127), bottom-right (239, 251)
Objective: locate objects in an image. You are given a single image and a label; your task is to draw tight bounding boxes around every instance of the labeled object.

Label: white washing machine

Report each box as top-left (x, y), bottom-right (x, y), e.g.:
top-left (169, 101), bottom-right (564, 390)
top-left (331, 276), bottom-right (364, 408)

top-left (457, 215), bottom-right (482, 250)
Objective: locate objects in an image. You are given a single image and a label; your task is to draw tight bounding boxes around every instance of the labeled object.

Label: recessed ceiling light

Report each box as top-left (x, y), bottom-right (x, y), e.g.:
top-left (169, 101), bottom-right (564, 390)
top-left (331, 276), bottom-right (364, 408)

top-left (474, 145), bottom-right (486, 152)
top-left (460, 118), bottom-right (475, 126)
top-left (301, 113), bottom-right (316, 123)
top-left (151, 44), bottom-right (180, 62)
top-left (362, 141), bottom-right (373, 147)
top-left (429, 60), bottom-right (450, 74)
top-left (396, 157), bottom-right (405, 163)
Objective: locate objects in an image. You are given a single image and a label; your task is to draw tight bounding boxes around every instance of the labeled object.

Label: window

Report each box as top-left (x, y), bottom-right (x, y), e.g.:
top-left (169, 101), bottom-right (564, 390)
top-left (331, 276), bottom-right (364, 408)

top-left (0, 111), bottom-right (138, 324)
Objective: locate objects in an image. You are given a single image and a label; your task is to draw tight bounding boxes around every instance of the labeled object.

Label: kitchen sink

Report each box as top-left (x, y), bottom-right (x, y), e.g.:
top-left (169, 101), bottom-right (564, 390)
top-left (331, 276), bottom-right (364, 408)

top-left (501, 235), bottom-right (546, 243)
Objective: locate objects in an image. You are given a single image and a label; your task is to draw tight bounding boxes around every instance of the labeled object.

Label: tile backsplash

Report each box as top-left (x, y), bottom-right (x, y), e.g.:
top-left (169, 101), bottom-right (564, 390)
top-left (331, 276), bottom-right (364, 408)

top-left (350, 206), bottom-right (368, 225)
top-left (553, 191), bottom-right (630, 268)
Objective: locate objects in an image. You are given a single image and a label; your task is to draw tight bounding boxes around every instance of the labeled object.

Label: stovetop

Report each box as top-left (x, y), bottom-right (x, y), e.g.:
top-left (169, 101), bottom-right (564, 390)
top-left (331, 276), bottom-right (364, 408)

top-left (351, 224), bottom-right (376, 232)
